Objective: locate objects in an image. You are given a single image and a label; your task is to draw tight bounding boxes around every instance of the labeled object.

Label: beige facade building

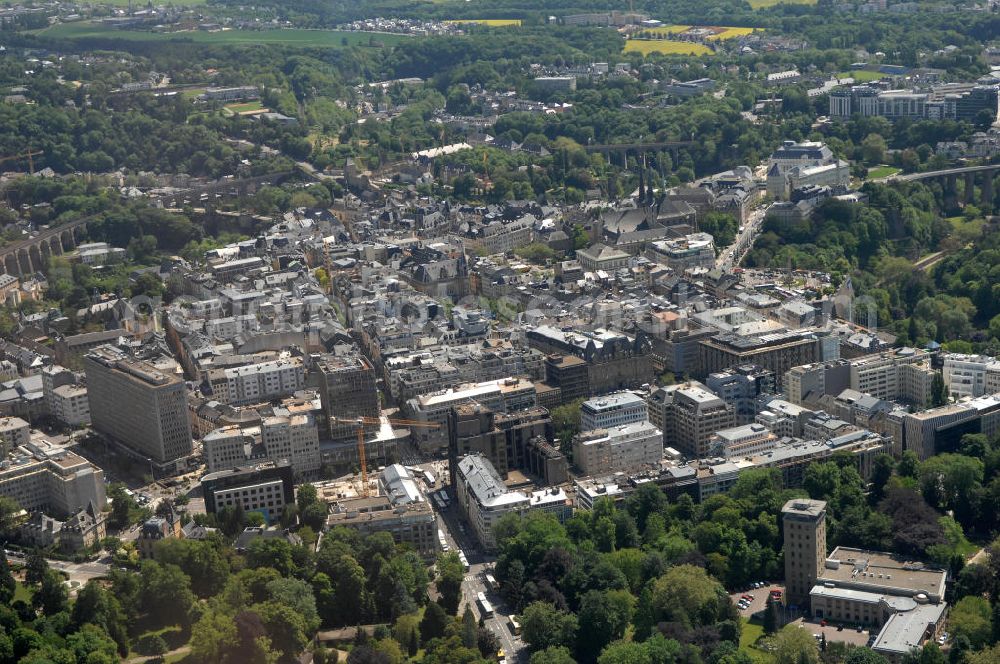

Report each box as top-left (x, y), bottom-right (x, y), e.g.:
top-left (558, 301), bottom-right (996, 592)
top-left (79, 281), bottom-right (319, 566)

top-left (49, 385), bottom-right (91, 426)
top-left (849, 349), bottom-right (935, 408)
top-left (0, 439), bottom-right (106, 516)
top-left (84, 346), bottom-right (193, 469)
top-left (203, 425), bottom-right (255, 473)
top-left (207, 357), bottom-right (305, 406)
top-left (573, 420), bottom-right (663, 476)
top-left (666, 384), bottom-right (736, 458)
top-left (710, 423), bottom-right (777, 458)
top-left (0, 416), bottom-right (30, 454)
top-left (454, 454), bottom-right (572, 552)
top-left (261, 413), bottom-right (321, 478)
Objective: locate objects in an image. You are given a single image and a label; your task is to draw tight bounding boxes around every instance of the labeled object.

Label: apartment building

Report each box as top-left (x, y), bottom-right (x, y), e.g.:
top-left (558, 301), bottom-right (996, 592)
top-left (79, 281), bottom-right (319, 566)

top-left (84, 346), bottom-right (192, 470)
top-left (48, 385), bottom-right (90, 427)
top-left (573, 420), bottom-right (663, 476)
top-left (40, 365), bottom-right (90, 427)
top-left (207, 357), bottom-right (305, 406)
top-left (202, 426), bottom-right (256, 473)
top-left (710, 423), bottom-right (778, 458)
top-left (785, 360), bottom-right (851, 407)
top-left (849, 349), bottom-right (935, 408)
top-left (786, 350), bottom-right (935, 409)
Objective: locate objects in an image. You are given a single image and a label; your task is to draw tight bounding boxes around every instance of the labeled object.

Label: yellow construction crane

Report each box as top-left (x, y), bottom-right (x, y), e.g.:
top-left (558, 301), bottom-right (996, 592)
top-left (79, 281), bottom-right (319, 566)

top-left (0, 149), bottom-right (44, 174)
top-left (331, 416), bottom-right (441, 496)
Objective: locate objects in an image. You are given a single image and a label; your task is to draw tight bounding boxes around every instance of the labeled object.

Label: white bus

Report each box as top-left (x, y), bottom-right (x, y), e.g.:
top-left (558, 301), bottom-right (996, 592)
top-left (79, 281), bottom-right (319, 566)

top-left (476, 591), bottom-right (494, 619)
top-left (508, 615), bottom-right (521, 636)
top-left (458, 550), bottom-right (470, 571)
top-left (484, 573), bottom-right (499, 593)
top-left (422, 470), bottom-right (436, 487)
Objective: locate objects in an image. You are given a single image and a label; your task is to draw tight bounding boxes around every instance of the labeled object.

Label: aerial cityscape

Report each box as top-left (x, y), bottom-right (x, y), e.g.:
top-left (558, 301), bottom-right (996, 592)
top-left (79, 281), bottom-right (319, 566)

top-left (0, 0), bottom-right (998, 662)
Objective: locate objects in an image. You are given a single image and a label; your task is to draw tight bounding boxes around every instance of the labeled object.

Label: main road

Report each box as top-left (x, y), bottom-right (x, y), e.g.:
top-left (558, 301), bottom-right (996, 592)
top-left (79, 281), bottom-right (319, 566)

top-left (432, 486), bottom-right (525, 662)
top-left (716, 207), bottom-right (766, 271)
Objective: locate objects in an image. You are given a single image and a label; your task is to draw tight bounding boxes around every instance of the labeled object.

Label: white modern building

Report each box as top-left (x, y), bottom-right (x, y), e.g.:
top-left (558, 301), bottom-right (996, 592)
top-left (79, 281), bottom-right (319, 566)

top-left (580, 392), bottom-right (648, 431)
top-left (710, 422), bottom-right (778, 458)
top-left (942, 353), bottom-right (1000, 399)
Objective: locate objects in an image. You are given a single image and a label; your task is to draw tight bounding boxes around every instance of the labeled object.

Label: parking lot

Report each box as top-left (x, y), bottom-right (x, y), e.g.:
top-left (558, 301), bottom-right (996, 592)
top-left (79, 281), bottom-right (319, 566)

top-left (730, 583), bottom-right (787, 618)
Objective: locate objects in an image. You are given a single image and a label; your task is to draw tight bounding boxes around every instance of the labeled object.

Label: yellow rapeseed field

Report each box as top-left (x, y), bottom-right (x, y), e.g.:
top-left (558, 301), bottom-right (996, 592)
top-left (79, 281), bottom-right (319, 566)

top-left (706, 26), bottom-right (756, 40)
top-left (444, 19), bottom-right (522, 26)
top-left (623, 40), bottom-right (714, 56)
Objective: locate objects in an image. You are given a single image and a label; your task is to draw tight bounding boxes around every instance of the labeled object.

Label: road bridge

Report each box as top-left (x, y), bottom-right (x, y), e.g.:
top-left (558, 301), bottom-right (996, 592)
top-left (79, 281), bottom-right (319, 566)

top-left (893, 163), bottom-right (999, 211)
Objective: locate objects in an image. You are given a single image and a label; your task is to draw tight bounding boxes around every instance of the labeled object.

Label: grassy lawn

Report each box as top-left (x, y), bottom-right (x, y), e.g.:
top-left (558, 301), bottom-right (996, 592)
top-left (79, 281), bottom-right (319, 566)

top-left (624, 39), bottom-right (714, 56)
top-left (643, 25), bottom-right (691, 36)
top-left (127, 626), bottom-right (188, 661)
top-left (748, 0), bottom-right (816, 7)
top-left (867, 165), bottom-right (901, 179)
top-left (837, 70), bottom-right (884, 82)
top-left (37, 23), bottom-right (411, 48)
top-left (740, 619), bottom-right (775, 664)
top-left (224, 101), bottom-right (265, 114)
top-left (14, 581), bottom-right (32, 603)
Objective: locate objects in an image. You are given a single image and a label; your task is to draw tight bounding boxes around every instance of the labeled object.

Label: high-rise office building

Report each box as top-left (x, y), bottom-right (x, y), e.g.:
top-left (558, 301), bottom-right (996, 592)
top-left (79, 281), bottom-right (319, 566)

top-left (84, 345), bottom-right (193, 471)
